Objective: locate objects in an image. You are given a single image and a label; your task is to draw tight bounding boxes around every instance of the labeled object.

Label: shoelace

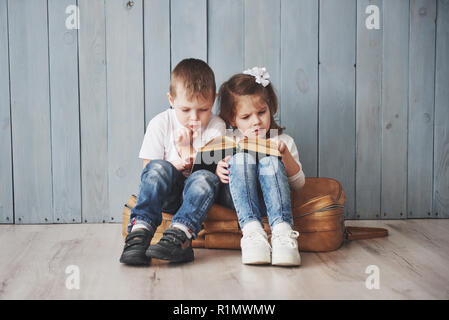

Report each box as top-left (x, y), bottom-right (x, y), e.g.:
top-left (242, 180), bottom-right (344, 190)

top-left (271, 230), bottom-right (300, 248)
top-left (160, 228), bottom-right (186, 245)
top-left (243, 230), bottom-right (271, 248)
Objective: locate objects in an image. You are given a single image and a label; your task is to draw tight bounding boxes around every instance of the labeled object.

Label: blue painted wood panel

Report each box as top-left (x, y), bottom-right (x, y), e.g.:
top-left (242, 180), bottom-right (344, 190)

top-left (48, 0), bottom-right (82, 223)
top-left (381, 0), bottom-right (410, 220)
top-left (144, 0), bottom-right (171, 124)
top-left (78, 0), bottom-right (109, 223)
top-left (0, 0), bottom-right (13, 224)
top-left (408, 0), bottom-right (437, 218)
top-left (8, 0), bottom-right (53, 224)
top-left (208, 0), bottom-right (244, 113)
top-left (171, 0), bottom-right (207, 68)
top-left (245, 0), bottom-right (281, 115)
top-left (281, 0), bottom-right (319, 178)
top-left (319, 0), bottom-right (356, 219)
top-left (434, 0), bottom-right (449, 218)
top-left (356, 0), bottom-right (383, 219)
top-left (105, 0), bottom-right (145, 222)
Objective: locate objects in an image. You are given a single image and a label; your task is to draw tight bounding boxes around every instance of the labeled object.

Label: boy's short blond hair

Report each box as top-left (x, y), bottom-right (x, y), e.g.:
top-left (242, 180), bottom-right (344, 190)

top-left (169, 58), bottom-right (216, 102)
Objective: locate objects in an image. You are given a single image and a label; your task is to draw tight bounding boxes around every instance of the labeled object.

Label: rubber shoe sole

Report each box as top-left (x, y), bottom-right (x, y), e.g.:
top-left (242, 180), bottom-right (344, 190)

top-left (241, 248), bottom-right (271, 265)
top-left (272, 253), bottom-right (301, 267)
top-left (120, 251), bottom-right (151, 266)
top-left (146, 245), bottom-right (194, 263)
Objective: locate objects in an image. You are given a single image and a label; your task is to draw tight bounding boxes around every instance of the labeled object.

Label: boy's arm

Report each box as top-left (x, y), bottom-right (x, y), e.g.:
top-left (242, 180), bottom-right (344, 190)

top-left (177, 146), bottom-right (196, 171)
top-left (177, 144), bottom-right (196, 163)
top-left (175, 127), bottom-right (196, 171)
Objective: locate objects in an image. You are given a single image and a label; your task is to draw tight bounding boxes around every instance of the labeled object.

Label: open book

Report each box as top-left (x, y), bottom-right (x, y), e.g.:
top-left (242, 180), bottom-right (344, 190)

top-left (191, 135), bottom-right (281, 174)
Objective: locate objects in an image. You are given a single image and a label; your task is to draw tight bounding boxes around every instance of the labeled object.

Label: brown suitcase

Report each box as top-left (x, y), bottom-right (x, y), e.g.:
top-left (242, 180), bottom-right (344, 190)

top-left (122, 177), bottom-right (388, 252)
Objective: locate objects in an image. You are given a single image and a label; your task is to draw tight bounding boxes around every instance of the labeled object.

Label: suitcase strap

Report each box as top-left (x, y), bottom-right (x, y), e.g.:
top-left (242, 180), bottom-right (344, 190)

top-left (294, 204), bottom-right (345, 219)
top-left (344, 226), bottom-right (388, 240)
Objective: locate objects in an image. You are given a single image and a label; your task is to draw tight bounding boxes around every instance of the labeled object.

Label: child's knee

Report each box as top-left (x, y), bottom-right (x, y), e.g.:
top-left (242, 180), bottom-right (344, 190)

top-left (258, 156), bottom-right (283, 175)
top-left (229, 152), bottom-right (257, 167)
top-left (188, 170), bottom-right (220, 194)
top-left (142, 159), bottom-right (173, 181)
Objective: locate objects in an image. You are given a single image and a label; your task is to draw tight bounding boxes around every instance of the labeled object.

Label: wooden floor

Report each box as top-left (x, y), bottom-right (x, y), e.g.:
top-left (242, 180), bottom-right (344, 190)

top-left (0, 219), bottom-right (448, 300)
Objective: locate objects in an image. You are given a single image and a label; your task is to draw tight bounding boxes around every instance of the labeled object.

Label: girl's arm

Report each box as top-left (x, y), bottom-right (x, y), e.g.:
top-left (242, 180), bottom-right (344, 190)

top-left (277, 141), bottom-right (300, 177)
top-left (276, 139), bottom-right (305, 191)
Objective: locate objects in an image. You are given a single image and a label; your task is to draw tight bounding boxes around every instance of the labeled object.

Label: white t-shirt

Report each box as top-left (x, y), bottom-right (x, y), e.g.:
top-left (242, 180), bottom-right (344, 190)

top-left (232, 130), bottom-right (306, 191)
top-left (139, 108), bottom-right (226, 164)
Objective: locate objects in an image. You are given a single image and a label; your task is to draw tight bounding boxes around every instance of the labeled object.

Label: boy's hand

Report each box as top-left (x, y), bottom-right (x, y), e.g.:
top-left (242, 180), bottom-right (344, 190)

top-left (171, 157), bottom-right (194, 172)
top-left (175, 127), bottom-right (196, 167)
top-left (216, 155), bottom-right (232, 184)
top-left (175, 127), bottom-right (193, 148)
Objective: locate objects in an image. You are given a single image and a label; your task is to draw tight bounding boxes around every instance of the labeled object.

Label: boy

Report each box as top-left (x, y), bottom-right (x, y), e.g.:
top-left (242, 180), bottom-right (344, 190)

top-left (120, 58), bottom-right (226, 266)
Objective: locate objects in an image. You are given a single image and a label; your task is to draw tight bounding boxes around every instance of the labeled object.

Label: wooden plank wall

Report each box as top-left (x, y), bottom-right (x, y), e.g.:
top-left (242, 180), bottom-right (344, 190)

top-left (78, 0), bottom-right (109, 223)
top-left (8, 0), bottom-right (53, 224)
top-left (48, 0), bottom-right (81, 223)
top-left (0, 0), bottom-right (447, 224)
top-left (0, 0), bottom-right (13, 224)
top-left (434, 0), bottom-right (449, 218)
top-left (381, 0), bottom-right (409, 220)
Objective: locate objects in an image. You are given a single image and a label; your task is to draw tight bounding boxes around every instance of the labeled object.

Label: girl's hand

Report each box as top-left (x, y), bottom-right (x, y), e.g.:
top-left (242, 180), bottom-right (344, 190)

top-left (216, 155), bottom-right (232, 184)
top-left (271, 139), bottom-right (301, 177)
top-left (272, 139), bottom-right (290, 157)
top-left (277, 140), bottom-right (287, 154)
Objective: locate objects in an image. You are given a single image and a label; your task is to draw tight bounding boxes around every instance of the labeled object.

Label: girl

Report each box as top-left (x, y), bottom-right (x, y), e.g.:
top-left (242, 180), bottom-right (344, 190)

top-left (216, 67), bottom-right (305, 266)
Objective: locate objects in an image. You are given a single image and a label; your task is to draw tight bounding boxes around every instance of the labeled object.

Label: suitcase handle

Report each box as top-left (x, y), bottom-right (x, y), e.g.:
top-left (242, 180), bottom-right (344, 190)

top-left (345, 226), bottom-right (388, 240)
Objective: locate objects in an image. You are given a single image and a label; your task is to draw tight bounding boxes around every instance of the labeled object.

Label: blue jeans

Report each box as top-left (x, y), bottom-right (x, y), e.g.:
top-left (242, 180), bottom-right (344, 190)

top-left (222, 152), bottom-right (293, 229)
top-left (128, 160), bottom-right (220, 237)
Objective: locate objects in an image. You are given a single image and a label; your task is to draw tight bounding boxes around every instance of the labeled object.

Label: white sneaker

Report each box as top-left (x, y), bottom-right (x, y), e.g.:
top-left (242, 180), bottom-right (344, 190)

top-left (240, 229), bottom-right (271, 265)
top-left (271, 230), bottom-right (301, 266)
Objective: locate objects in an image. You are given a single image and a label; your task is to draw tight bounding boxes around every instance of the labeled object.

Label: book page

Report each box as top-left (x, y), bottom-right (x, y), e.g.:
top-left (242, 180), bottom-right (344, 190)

top-left (200, 135), bottom-right (236, 152)
top-left (239, 137), bottom-right (281, 157)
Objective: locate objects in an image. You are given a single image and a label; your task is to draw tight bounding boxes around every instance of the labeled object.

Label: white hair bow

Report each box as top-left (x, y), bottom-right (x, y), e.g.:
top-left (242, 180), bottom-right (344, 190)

top-left (243, 67), bottom-right (270, 87)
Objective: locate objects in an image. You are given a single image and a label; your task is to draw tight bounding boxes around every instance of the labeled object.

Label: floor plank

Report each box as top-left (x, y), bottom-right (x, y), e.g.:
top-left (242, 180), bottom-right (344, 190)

top-left (0, 220), bottom-right (448, 299)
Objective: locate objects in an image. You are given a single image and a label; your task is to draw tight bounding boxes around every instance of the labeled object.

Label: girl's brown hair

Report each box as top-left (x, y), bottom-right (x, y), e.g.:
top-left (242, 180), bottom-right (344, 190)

top-left (218, 73), bottom-right (284, 136)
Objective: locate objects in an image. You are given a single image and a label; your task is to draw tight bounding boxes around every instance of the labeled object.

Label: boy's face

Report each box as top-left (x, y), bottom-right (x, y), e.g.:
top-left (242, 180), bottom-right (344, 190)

top-left (230, 95), bottom-right (271, 138)
top-left (168, 82), bottom-right (216, 132)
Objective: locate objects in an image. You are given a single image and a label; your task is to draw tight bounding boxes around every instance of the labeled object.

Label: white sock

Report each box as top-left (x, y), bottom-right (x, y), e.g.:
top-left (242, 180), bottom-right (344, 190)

top-left (242, 220), bottom-right (264, 235)
top-left (131, 223), bottom-right (150, 232)
top-left (272, 222), bottom-right (293, 234)
top-left (172, 223), bottom-right (193, 239)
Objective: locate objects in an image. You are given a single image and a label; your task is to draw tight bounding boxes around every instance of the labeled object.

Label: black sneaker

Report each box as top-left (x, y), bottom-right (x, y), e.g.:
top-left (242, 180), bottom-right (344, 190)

top-left (120, 229), bottom-right (153, 266)
top-left (146, 227), bottom-right (194, 263)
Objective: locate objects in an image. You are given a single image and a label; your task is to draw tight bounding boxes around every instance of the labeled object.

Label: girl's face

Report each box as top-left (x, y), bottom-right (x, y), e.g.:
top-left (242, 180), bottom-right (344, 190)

top-left (231, 95), bottom-right (271, 138)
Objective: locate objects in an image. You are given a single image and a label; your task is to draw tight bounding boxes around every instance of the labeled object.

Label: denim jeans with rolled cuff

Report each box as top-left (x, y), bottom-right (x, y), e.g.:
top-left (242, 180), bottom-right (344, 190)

top-left (128, 160), bottom-right (220, 238)
top-left (221, 152), bottom-right (294, 230)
